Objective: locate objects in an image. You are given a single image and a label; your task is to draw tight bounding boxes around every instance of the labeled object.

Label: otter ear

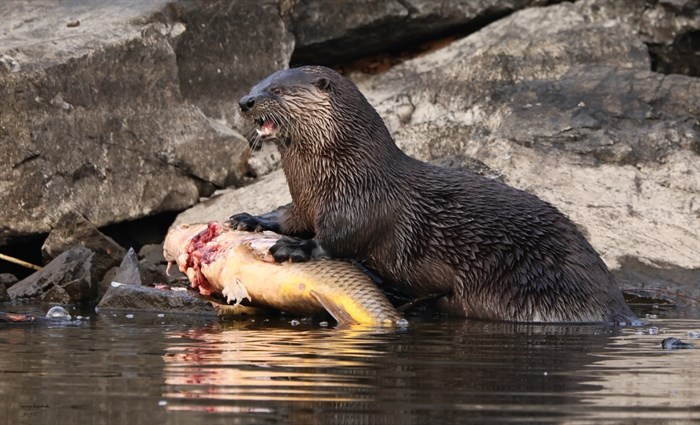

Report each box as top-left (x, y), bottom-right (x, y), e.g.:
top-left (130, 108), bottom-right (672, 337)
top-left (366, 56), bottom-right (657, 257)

top-left (313, 77), bottom-right (334, 93)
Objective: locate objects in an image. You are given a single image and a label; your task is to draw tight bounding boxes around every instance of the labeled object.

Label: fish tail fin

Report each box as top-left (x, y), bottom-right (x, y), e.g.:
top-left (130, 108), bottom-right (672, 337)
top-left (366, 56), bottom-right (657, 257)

top-left (309, 290), bottom-right (360, 325)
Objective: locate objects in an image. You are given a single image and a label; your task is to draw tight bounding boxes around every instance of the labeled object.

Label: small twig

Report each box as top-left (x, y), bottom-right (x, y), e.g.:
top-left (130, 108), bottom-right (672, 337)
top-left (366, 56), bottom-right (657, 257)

top-left (622, 287), bottom-right (700, 304)
top-left (0, 253), bottom-right (42, 271)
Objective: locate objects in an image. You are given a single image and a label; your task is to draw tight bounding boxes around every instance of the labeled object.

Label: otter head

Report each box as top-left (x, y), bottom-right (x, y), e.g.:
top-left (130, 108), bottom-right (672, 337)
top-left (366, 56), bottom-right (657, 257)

top-left (238, 66), bottom-right (343, 154)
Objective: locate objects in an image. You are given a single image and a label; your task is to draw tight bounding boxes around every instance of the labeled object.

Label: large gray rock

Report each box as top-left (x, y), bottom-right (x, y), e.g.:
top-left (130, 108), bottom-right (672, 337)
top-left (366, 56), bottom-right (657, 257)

top-left (172, 170), bottom-right (291, 227)
top-left (579, 0), bottom-right (700, 76)
top-left (8, 245), bottom-right (97, 303)
top-left (41, 211), bottom-right (126, 281)
top-left (351, 3), bottom-right (699, 285)
top-left (0, 0), bottom-right (294, 245)
top-left (289, 0), bottom-right (549, 64)
top-left (169, 0), bottom-right (294, 125)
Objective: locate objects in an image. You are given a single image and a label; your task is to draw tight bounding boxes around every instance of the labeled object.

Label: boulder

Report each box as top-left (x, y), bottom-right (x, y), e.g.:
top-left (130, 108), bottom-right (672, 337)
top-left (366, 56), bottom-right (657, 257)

top-left (112, 248), bottom-right (142, 286)
top-left (8, 245), bottom-right (97, 303)
top-left (97, 283), bottom-right (213, 315)
top-left (0, 273), bottom-right (18, 289)
top-left (0, 0), bottom-right (294, 245)
top-left (41, 211), bottom-right (126, 281)
top-left (138, 243), bottom-right (184, 287)
top-left (289, 0), bottom-right (548, 65)
top-left (349, 2), bottom-right (699, 290)
top-left (0, 282), bottom-right (8, 302)
top-left (171, 170), bottom-right (291, 227)
top-left (579, 0), bottom-right (700, 76)
top-left (168, 0), bottom-right (294, 126)
top-left (96, 283), bottom-right (262, 317)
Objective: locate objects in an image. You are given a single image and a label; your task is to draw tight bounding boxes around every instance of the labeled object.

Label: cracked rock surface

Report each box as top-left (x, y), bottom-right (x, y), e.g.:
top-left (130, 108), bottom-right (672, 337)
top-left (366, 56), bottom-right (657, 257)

top-left (0, 0), bottom-right (293, 245)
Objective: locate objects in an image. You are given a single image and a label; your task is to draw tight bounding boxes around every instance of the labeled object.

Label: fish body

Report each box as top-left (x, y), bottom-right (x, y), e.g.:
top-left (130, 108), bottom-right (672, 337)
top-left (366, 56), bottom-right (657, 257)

top-left (163, 222), bottom-right (404, 326)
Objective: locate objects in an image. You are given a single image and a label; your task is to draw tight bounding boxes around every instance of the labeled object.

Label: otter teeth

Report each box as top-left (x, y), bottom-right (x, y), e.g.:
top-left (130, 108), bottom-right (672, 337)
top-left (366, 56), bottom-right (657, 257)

top-left (255, 117), bottom-right (276, 137)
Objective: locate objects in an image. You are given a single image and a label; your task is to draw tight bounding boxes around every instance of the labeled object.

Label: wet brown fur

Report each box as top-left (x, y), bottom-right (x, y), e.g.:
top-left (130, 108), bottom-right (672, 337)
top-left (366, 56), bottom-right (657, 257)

top-left (238, 66), bottom-right (637, 323)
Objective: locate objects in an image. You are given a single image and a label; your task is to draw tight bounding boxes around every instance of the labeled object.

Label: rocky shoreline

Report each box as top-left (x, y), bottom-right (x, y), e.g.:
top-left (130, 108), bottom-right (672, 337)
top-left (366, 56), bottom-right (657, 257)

top-left (1, 0), bottom-right (698, 312)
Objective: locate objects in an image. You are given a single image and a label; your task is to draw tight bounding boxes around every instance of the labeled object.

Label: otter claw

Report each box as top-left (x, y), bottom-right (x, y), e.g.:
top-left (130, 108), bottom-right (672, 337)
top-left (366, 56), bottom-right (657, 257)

top-left (270, 237), bottom-right (318, 263)
top-left (228, 212), bottom-right (265, 232)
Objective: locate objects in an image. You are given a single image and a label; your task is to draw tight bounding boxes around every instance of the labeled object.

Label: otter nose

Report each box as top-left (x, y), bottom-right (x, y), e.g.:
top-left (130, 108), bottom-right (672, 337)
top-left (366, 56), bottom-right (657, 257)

top-left (239, 96), bottom-right (255, 112)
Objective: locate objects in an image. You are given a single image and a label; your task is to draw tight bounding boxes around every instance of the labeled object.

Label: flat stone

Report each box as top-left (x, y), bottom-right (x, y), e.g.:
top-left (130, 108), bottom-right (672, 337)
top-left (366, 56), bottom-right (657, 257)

top-left (96, 283), bottom-right (262, 317)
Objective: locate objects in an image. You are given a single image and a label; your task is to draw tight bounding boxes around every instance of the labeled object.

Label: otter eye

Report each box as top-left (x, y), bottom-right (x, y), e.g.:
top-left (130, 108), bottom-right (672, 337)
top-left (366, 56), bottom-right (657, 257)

top-left (270, 86), bottom-right (282, 95)
top-left (313, 77), bottom-right (333, 92)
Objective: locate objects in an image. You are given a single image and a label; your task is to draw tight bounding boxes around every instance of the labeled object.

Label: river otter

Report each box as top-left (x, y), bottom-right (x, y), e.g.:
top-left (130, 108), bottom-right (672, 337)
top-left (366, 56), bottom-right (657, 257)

top-left (231, 65), bottom-right (637, 323)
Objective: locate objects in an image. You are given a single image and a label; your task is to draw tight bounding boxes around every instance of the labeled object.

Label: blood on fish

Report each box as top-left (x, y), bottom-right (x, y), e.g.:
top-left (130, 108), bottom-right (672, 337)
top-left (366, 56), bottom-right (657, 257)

top-left (184, 222), bottom-right (225, 296)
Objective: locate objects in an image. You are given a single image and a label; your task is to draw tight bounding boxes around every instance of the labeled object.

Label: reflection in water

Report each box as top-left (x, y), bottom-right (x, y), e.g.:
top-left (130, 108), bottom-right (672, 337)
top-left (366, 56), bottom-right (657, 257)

top-left (161, 320), bottom-right (625, 423)
top-left (163, 322), bottom-right (395, 406)
top-left (0, 309), bottom-right (698, 424)
top-left (579, 322), bottom-right (700, 422)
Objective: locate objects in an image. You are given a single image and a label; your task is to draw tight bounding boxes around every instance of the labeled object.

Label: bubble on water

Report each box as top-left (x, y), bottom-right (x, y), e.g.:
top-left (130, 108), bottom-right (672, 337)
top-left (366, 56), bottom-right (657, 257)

top-left (647, 327), bottom-right (659, 335)
top-left (158, 400), bottom-right (167, 406)
top-left (125, 314), bottom-right (134, 319)
top-left (157, 314), bottom-right (165, 318)
top-left (290, 319), bottom-right (300, 326)
top-left (645, 314), bottom-right (658, 319)
top-left (319, 321), bottom-right (329, 327)
top-left (45, 306), bottom-right (71, 320)
top-left (396, 318), bottom-right (409, 328)
top-left (687, 331), bottom-right (700, 339)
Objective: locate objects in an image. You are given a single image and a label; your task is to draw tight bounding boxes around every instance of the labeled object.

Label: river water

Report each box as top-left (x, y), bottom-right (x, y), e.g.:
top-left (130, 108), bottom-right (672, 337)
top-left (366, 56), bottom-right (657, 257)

top-left (1, 304), bottom-right (698, 425)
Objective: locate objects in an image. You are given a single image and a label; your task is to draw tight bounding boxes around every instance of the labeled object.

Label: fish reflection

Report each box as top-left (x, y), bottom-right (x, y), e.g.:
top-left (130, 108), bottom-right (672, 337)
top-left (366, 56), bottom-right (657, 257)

top-left (161, 320), bottom-right (399, 414)
top-left (159, 319), bottom-right (620, 423)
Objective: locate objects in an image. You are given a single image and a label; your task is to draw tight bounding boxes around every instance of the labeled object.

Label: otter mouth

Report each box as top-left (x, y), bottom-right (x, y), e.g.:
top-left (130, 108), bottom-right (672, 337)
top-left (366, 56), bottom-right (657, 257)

top-left (254, 116), bottom-right (277, 138)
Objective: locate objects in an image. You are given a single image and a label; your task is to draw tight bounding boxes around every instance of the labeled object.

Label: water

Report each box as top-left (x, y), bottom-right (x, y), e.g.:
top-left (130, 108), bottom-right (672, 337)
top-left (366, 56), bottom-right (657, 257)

top-left (1, 305), bottom-right (699, 425)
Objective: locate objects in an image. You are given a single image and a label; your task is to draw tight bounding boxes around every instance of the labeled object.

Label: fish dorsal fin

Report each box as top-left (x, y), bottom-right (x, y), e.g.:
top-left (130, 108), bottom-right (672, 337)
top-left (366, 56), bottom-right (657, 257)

top-left (309, 289), bottom-right (360, 326)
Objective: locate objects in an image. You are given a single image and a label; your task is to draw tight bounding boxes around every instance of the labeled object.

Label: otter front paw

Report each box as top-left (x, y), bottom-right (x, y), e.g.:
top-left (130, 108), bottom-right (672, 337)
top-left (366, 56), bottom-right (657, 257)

top-left (228, 212), bottom-right (263, 231)
top-left (269, 237), bottom-right (326, 262)
top-left (228, 212), bottom-right (276, 232)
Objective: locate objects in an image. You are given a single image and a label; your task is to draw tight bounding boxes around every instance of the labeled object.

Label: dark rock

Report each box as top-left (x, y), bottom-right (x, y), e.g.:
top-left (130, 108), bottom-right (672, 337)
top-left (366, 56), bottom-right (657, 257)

top-left (661, 337), bottom-right (695, 349)
top-left (99, 267), bottom-right (118, 301)
top-left (0, 282), bottom-right (8, 302)
top-left (0, 0), bottom-right (294, 245)
top-left (96, 283), bottom-right (216, 316)
top-left (41, 211), bottom-right (126, 282)
top-left (614, 256), bottom-right (700, 306)
top-left (0, 273), bottom-right (18, 288)
top-left (138, 243), bottom-right (183, 286)
top-left (8, 246), bottom-right (97, 303)
top-left (649, 30), bottom-right (700, 77)
top-left (112, 247), bottom-right (142, 286)
top-left (289, 0), bottom-right (546, 65)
